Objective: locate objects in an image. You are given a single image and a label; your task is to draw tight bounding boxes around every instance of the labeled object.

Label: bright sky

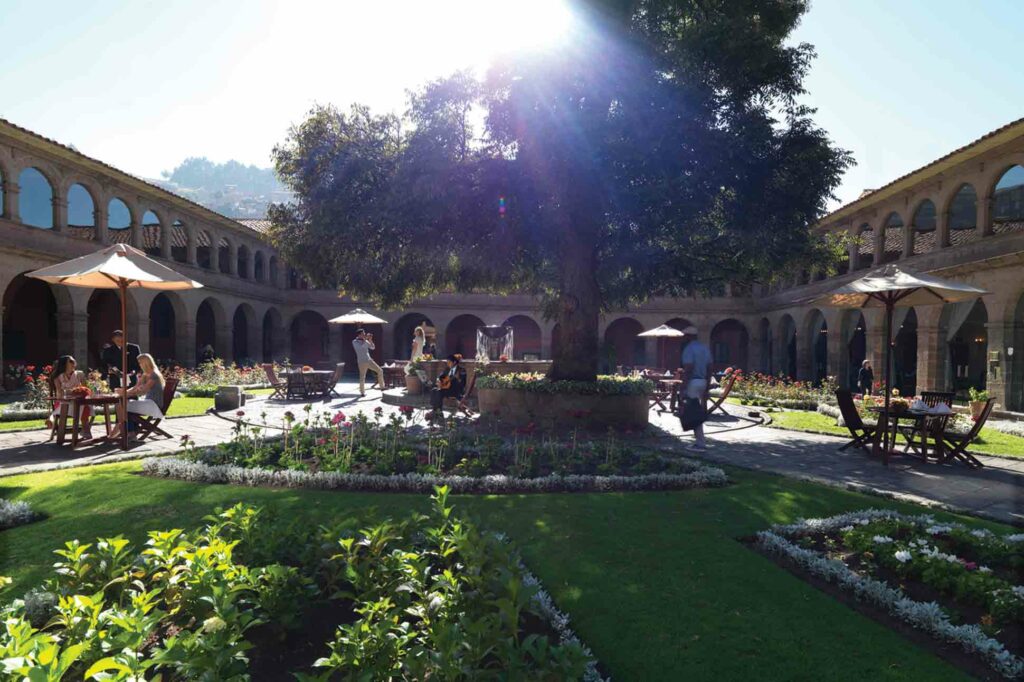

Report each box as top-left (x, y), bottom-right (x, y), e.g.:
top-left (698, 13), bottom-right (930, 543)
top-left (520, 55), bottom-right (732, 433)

top-left (1, 0), bottom-right (1021, 208)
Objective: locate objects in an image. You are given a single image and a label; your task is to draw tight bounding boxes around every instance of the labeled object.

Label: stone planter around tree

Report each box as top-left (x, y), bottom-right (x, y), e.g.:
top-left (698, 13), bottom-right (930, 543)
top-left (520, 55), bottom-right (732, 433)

top-left (477, 387), bottom-right (649, 428)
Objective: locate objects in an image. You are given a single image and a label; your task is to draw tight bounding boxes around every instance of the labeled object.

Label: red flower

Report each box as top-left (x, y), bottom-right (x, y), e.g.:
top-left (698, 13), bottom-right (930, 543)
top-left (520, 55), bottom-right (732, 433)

top-left (316, 438), bottom-right (326, 446)
top-left (236, 410), bottom-right (245, 417)
top-left (26, 365), bottom-right (35, 373)
top-left (23, 375), bottom-right (33, 383)
top-left (331, 411), bottom-right (346, 425)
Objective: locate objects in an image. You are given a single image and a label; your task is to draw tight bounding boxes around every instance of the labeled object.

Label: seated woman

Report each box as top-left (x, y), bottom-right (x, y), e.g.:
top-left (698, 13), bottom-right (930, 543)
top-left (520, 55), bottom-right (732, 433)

top-left (48, 355), bottom-right (93, 439)
top-left (430, 354), bottom-right (465, 411)
top-left (109, 353), bottom-right (165, 441)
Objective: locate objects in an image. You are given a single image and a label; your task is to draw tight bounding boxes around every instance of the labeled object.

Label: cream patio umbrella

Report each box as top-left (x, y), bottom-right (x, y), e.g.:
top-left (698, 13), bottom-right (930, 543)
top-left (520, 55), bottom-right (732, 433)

top-left (638, 324), bottom-right (686, 338)
top-left (812, 264), bottom-right (986, 454)
top-left (28, 243), bottom-right (203, 450)
top-left (327, 308), bottom-right (388, 325)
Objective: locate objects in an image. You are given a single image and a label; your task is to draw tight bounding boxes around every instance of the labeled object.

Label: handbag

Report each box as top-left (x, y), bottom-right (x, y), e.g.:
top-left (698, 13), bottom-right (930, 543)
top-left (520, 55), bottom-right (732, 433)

top-left (679, 397), bottom-right (706, 431)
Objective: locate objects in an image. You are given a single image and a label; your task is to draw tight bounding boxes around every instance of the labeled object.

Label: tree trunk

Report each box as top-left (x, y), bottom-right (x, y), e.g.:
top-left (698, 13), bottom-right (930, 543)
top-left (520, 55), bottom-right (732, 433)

top-left (549, 225), bottom-right (601, 382)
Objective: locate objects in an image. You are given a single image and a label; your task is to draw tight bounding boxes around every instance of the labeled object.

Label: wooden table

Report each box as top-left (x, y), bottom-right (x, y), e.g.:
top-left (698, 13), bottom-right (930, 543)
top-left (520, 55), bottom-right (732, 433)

top-left (55, 395), bottom-right (119, 448)
top-left (656, 378), bottom-right (684, 413)
top-left (867, 407), bottom-right (948, 466)
top-left (282, 370), bottom-right (334, 400)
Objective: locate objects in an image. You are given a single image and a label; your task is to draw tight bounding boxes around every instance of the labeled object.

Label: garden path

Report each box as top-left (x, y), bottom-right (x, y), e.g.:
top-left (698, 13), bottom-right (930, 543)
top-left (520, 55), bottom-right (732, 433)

top-left (0, 385), bottom-right (1021, 525)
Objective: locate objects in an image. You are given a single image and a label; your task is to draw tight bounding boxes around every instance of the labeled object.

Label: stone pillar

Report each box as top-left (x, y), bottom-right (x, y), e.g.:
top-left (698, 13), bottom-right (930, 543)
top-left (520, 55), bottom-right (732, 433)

top-left (979, 194), bottom-right (993, 237)
top-left (748, 327), bottom-right (764, 375)
top-left (330, 323), bottom-right (346, 364)
top-left (180, 321), bottom-right (197, 368)
top-left (95, 202), bottom-right (109, 245)
top-left (795, 331), bottom-right (812, 381)
top-left (246, 252), bottom-right (256, 280)
top-left (901, 226), bottom-right (913, 259)
top-left (228, 243), bottom-right (239, 276)
top-left (160, 222), bottom-right (172, 260)
top-left (985, 319), bottom-right (1011, 409)
top-left (916, 323), bottom-right (945, 392)
top-left (848, 233), bottom-right (860, 272)
top-left (873, 227), bottom-right (885, 265)
top-left (248, 320), bottom-right (263, 365)
top-left (52, 192), bottom-right (67, 233)
top-left (57, 313), bottom-right (89, 365)
top-left (135, 316), bottom-right (151, 357)
top-left (216, 324), bottom-right (233, 365)
top-left (826, 326), bottom-right (845, 384)
top-left (130, 218), bottom-right (142, 249)
top-left (187, 227), bottom-right (198, 266)
top-left (935, 209), bottom-right (950, 250)
top-left (866, 328), bottom-right (887, 391)
top-left (0, 179), bottom-right (16, 221)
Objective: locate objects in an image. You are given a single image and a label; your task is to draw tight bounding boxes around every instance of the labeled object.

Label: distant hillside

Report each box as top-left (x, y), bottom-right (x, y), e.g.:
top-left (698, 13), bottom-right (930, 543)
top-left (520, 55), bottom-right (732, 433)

top-left (151, 157), bottom-right (292, 219)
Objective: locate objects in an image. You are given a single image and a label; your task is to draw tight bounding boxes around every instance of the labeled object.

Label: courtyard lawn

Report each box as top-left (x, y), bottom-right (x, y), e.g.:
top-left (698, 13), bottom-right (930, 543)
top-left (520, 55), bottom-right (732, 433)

top-left (0, 388), bottom-right (276, 432)
top-left (767, 409), bottom-right (1024, 459)
top-left (1, 462), bottom-right (1005, 680)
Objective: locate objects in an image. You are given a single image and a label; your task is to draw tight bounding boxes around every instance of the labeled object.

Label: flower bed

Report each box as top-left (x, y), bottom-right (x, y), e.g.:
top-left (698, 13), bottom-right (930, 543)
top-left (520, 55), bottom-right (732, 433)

top-left (150, 408), bottom-right (726, 493)
top-left (0, 489), bottom-right (604, 680)
top-left (169, 359), bottom-right (270, 397)
top-left (754, 509), bottom-right (1024, 679)
top-left (476, 372), bottom-right (653, 396)
top-left (731, 372), bottom-right (837, 409)
top-left (0, 498), bottom-right (38, 530)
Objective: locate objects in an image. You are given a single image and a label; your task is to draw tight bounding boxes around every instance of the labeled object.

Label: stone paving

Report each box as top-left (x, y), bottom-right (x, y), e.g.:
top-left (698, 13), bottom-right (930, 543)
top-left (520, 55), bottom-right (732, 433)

top-left (1, 383), bottom-right (1021, 525)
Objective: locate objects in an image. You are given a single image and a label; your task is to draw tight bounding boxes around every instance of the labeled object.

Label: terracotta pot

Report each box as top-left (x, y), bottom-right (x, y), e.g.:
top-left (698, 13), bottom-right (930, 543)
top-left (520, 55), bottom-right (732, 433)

top-left (969, 400), bottom-right (986, 420)
top-left (405, 373), bottom-right (423, 396)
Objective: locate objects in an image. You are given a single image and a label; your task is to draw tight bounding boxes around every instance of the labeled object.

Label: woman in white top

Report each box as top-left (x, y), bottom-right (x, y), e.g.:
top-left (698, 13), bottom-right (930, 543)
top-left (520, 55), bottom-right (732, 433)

top-left (411, 326), bottom-right (426, 361)
top-left (109, 353), bottom-right (166, 441)
top-left (48, 355), bottom-right (93, 438)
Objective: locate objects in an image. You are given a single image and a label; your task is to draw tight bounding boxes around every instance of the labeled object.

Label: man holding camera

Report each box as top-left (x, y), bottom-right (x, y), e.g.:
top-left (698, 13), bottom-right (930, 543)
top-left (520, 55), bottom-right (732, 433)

top-left (352, 328), bottom-right (384, 397)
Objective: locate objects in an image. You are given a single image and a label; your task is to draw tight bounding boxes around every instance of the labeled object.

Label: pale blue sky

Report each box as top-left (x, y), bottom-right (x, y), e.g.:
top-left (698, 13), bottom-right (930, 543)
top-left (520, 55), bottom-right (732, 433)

top-left (1, 0), bottom-right (1021, 208)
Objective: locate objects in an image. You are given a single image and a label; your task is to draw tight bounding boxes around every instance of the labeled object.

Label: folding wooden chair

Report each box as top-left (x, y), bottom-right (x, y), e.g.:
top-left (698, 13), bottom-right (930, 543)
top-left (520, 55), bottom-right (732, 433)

top-left (941, 398), bottom-right (993, 469)
top-left (262, 363), bottom-right (287, 400)
top-left (286, 372), bottom-right (307, 400)
top-left (836, 389), bottom-right (876, 453)
top-left (898, 391), bottom-right (954, 457)
top-left (706, 372), bottom-right (738, 417)
top-left (328, 363), bottom-right (345, 398)
top-left (135, 377), bottom-right (179, 441)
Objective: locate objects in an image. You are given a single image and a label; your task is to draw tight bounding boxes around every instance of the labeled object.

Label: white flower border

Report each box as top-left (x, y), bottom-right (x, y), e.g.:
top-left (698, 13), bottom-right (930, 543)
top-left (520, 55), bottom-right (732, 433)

top-left (0, 498), bottom-right (38, 530)
top-left (142, 456), bottom-right (728, 495)
top-left (757, 508), bottom-right (1024, 680)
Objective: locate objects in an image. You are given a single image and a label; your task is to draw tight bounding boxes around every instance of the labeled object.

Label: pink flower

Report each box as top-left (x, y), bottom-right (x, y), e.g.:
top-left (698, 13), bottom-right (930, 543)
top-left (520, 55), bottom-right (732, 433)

top-left (963, 561), bottom-right (978, 571)
top-left (331, 411), bottom-right (346, 425)
top-left (236, 410), bottom-right (245, 417)
top-left (316, 438), bottom-right (326, 446)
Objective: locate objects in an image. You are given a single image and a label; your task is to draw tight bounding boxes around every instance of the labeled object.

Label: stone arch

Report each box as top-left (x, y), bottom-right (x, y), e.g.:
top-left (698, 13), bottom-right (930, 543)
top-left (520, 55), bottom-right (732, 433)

top-left (445, 314), bottom-right (485, 358)
top-left (232, 303), bottom-right (257, 364)
top-left (107, 196), bottom-right (133, 234)
top-left (67, 182), bottom-right (97, 240)
top-left (141, 210), bottom-right (162, 257)
top-left (87, 289), bottom-right (139, 371)
top-left (237, 244), bottom-right (251, 279)
top-left (262, 307), bottom-right (285, 363)
top-left (855, 222), bottom-right (874, 270)
top-left (196, 297), bottom-right (227, 361)
top-left (946, 183), bottom-right (978, 232)
top-left (941, 297), bottom-right (988, 397)
top-left (502, 314), bottom-right (542, 360)
top-left (217, 236), bottom-right (232, 274)
top-left (657, 317), bottom-right (692, 369)
top-left (777, 314), bottom-right (797, 378)
top-left (171, 220), bottom-right (189, 263)
top-left (149, 292), bottom-right (186, 364)
top-left (393, 313), bottom-right (435, 359)
top-left (196, 229), bottom-right (214, 269)
top-left (909, 199), bottom-right (936, 255)
top-left (2, 273), bottom-right (64, 369)
top-left (254, 251), bottom-right (265, 282)
top-left (710, 318), bottom-right (749, 373)
top-left (603, 317), bottom-right (645, 368)
top-left (992, 164), bottom-right (1024, 225)
top-left (802, 309), bottom-right (828, 383)
top-left (18, 166), bottom-right (54, 228)
top-left (290, 310), bottom-right (330, 365)
top-left (880, 211), bottom-right (903, 263)
top-left (893, 307), bottom-right (918, 396)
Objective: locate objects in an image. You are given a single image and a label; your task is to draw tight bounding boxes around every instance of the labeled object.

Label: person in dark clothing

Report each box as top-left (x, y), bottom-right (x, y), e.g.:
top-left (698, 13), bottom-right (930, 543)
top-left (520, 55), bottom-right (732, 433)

top-left (857, 360), bottom-right (874, 396)
top-left (100, 330), bottom-right (141, 390)
top-left (430, 354), bottom-right (465, 411)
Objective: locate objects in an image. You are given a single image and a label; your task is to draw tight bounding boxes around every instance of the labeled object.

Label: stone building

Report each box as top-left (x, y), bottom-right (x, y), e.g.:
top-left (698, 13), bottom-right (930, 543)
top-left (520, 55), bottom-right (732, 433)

top-left (1, 116), bottom-right (1023, 411)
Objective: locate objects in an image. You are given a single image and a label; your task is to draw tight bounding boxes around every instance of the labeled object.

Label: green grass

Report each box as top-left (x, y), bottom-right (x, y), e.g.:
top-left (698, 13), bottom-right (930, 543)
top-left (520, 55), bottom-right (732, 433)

top-left (2, 462), bottom-right (1008, 680)
top-left (0, 388), bottom-right (275, 432)
top-left (767, 409), bottom-right (1024, 459)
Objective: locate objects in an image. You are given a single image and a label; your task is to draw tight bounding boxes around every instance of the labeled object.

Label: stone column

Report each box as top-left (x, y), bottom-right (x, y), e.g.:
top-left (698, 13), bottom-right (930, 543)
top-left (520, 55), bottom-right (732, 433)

top-left (246, 252), bottom-right (256, 280)
top-left (985, 319), bottom-right (1011, 409)
top-left (52, 192), bottom-right (67, 233)
top-left (826, 326), bottom-right (845, 384)
top-left (848, 234), bottom-right (860, 272)
top-left (187, 227), bottom-right (198, 266)
top-left (180, 321), bottom-right (197, 368)
top-left (794, 331), bottom-right (812, 381)
top-left (248, 320), bottom-right (263, 365)
top-left (95, 202), bottom-right (109, 245)
top-left (130, 217), bottom-right (142, 249)
top-left (135, 316), bottom-right (151, 357)
top-left (228, 243), bottom-right (239, 276)
top-left (865, 328), bottom-right (887, 390)
top-left (216, 324), bottom-right (233, 365)
top-left (57, 313), bottom-right (89, 365)
top-left (916, 323), bottom-right (945, 392)
top-left (901, 226), bottom-right (914, 259)
top-left (0, 179), bottom-right (16, 221)
top-left (873, 227), bottom-right (885, 265)
top-left (979, 194), bottom-right (993, 237)
top-left (330, 323), bottom-right (346, 364)
top-left (935, 209), bottom-right (950, 250)
top-left (160, 221), bottom-right (172, 260)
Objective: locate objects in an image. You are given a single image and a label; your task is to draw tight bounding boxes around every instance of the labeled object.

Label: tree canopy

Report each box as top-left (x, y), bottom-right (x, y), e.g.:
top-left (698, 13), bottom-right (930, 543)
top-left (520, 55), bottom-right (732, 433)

top-left (269, 0), bottom-right (852, 380)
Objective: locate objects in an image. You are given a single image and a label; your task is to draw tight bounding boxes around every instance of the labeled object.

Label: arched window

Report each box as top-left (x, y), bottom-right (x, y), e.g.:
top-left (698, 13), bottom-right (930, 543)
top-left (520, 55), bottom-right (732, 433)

top-left (18, 167), bottom-right (53, 228)
top-left (108, 197), bottom-right (132, 237)
top-left (856, 223), bottom-right (874, 270)
top-left (142, 210), bottom-right (162, 257)
top-left (881, 212), bottom-right (902, 263)
top-left (993, 165), bottom-right (1024, 223)
top-left (171, 220), bottom-right (188, 263)
top-left (949, 184), bottom-right (977, 230)
top-left (67, 183), bottom-right (96, 239)
top-left (911, 200), bottom-right (936, 232)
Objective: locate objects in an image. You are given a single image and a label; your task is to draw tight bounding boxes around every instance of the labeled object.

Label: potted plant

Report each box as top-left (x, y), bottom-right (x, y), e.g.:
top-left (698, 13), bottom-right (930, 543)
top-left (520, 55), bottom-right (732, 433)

top-left (968, 387), bottom-right (989, 419)
top-left (405, 358), bottom-right (426, 395)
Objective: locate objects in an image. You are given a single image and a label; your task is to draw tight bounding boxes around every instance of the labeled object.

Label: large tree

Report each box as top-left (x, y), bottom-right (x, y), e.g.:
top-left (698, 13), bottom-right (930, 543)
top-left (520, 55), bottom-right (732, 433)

top-left (269, 0), bottom-right (852, 381)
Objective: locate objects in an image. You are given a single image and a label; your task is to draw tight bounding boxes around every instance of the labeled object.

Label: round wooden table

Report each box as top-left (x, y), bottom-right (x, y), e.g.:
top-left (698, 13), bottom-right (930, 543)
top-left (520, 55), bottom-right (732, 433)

top-left (55, 394), bottom-right (120, 448)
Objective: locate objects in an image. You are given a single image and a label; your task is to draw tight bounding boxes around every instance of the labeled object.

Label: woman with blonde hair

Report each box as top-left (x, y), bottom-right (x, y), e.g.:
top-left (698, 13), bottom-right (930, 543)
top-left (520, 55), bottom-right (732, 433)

top-left (411, 325), bottom-right (426, 361)
top-left (109, 353), bottom-right (166, 441)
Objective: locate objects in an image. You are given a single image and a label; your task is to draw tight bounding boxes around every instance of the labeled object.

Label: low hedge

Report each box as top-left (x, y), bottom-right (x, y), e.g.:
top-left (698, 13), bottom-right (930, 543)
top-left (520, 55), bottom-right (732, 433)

top-left (476, 372), bottom-right (653, 396)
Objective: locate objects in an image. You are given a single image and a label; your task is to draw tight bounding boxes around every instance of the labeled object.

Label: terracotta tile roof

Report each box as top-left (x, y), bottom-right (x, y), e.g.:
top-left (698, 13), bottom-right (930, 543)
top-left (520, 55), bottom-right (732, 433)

top-left (0, 117), bottom-right (263, 238)
top-left (235, 219), bottom-right (273, 234)
top-left (821, 116), bottom-right (1024, 226)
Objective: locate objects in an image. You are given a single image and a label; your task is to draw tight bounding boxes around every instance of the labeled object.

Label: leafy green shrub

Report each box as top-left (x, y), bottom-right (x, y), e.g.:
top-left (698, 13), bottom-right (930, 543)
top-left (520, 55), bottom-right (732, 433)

top-left (476, 372), bottom-right (653, 395)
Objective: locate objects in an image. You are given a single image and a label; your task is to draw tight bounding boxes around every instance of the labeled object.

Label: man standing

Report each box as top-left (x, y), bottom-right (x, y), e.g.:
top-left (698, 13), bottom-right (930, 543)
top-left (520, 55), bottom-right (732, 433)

top-left (100, 329), bottom-right (141, 390)
top-left (352, 328), bottom-right (384, 397)
top-left (679, 325), bottom-right (713, 451)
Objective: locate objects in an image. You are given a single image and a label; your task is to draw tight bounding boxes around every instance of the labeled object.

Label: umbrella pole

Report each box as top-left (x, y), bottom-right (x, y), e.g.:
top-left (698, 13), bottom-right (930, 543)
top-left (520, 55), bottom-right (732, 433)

top-left (120, 280), bottom-right (129, 451)
top-left (883, 297), bottom-right (894, 466)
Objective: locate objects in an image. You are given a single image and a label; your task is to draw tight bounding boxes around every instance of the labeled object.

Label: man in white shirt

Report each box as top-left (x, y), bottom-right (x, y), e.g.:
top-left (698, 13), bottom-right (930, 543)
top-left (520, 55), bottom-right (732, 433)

top-left (680, 325), bottom-right (713, 450)
top-left (352, 329), bottom-right (384, 397)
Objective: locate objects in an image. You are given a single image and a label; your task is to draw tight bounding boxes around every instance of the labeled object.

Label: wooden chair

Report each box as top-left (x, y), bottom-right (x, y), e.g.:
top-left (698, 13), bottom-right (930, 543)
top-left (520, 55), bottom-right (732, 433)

top-left (382, 365), bottom-right (406, 390)
top-left (135, 377), bottom-right (179, 441)
top-left (836, 389), bottom-right (876, 453)
top-left (941, 398), bottom-right (993, 468)
top-left (898, 391), bottom-right (954, 457)
top-left (262, 363), bottom-right (287, 400)
top-left (328, 363), bottom-right (345, 398)
top-left (285, 371), bottom-right (307, 400)
top-left (706, 372), bottom-right (738, 417)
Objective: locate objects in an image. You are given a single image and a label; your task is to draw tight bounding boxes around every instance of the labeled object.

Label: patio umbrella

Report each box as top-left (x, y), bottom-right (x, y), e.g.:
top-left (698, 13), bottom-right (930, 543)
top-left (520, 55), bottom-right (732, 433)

top-left (27, 244), bottom-right (203, 450)
top-left (638, 324), bottom-right (686, 338)
top-left (328, 308), bottom-right (387, 325)
top-left (812, 264), bottom-right (986, 454)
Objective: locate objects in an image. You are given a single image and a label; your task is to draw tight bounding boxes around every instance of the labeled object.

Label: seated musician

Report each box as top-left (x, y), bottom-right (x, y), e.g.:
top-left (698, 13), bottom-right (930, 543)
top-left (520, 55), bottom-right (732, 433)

top-left (430, 354), bottom-right (465, 411)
